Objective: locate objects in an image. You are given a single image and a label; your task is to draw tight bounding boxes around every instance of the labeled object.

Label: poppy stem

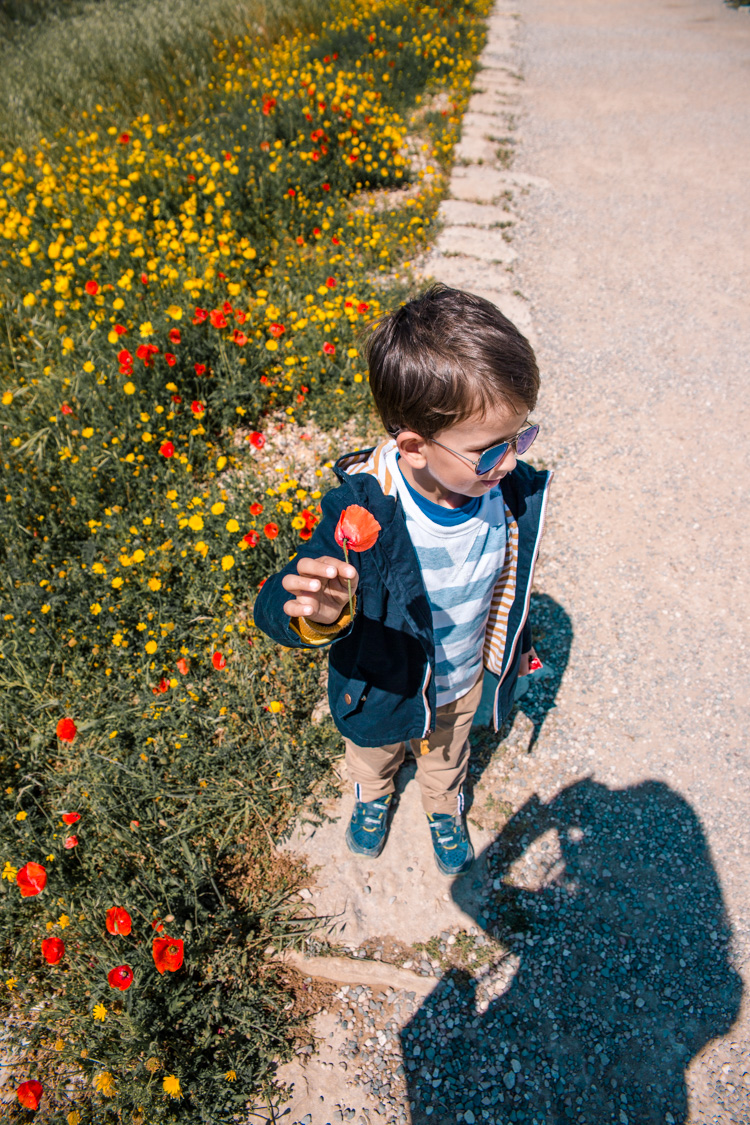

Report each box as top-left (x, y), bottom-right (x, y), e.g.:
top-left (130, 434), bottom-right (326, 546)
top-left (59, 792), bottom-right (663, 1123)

top-left (342, 540), bottom-right (354, 620)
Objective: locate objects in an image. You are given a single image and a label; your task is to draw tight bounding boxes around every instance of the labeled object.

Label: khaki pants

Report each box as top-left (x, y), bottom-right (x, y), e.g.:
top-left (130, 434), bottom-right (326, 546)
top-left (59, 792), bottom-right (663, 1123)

top-left (344, 671), bottom-right (484, 815)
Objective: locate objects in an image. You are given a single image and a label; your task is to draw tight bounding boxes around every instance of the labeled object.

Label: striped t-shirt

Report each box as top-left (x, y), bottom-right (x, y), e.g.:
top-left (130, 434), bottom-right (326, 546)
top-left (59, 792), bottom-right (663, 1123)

top-left (386, 446), bottom-right (507, 706)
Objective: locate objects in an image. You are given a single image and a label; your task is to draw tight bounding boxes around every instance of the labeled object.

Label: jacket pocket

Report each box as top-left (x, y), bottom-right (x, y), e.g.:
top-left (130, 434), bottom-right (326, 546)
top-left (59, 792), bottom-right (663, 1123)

top-left (336, 676), bottom-right (369, 718)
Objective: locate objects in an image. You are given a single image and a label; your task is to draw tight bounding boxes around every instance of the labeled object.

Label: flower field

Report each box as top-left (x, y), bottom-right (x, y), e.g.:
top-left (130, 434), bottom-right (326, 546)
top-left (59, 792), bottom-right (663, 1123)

top-left (0, 0), bottom-right (490, 1119)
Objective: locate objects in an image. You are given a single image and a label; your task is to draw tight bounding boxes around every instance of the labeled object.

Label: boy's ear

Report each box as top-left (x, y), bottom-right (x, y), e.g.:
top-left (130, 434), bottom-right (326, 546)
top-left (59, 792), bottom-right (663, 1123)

top-left (395, 430), bottom-right (429, 469)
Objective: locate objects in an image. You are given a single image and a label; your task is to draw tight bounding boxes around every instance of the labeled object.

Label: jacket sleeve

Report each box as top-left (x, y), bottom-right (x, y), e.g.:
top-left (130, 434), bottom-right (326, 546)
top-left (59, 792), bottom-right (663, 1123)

top-left (521, 616), bottom-right (532, 655)
top-left (252, 483), bottom-right (360, 649)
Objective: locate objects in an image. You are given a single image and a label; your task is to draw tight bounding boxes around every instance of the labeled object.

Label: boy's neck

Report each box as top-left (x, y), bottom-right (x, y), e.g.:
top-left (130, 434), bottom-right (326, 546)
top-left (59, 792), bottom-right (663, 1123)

top-left (397, 455), bottom-right (475, 510)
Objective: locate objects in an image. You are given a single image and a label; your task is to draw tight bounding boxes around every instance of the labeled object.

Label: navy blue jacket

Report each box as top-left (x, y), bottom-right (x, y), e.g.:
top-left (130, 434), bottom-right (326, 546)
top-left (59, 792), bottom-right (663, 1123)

top-left (253, 443), bottom-right (552, 748)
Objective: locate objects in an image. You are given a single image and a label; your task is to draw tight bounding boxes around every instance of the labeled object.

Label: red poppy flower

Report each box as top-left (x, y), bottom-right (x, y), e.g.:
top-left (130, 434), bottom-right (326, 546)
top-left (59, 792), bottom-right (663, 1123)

top-left (171, 394), bottom-right (182, 404)
top-left (326, 277), bottom-right (336, 288)
top-left (159, 442), bottom-right (175, 458)
top-left (249, 432), bottom-right (265, 449)
top-left (152, 935), bottom-right (184, 974)
top-left (357, 302), bottom-right (370, 314)
top-left (152, 677), bottom-right (169, 695)
top-left (108, 964), bottom-right (134, 991)
top-left (212, 651), bottom-right (226, 670)
top-left (119, 132), bottom-right (130, 144)
top-left (118, 348), bottom-right (133, 365)
top-left (193, 307), bottom-right (208, 324)
top-left (249, 502), bottom-right (263, 516)
top-left (17, 862), bottom-right (47, 897)
top-left (323, 342), bottom-right (335, 356)
top-left (106, 906), bottom-right (132, 936)
top-left (334, 505), bottom-right (381, 552)
top-left (209, 310), bottom-right (228, 329)
top-left (287, 188), bottom-right (296, 198)
top-left (56, 717), bottom-right (77, 743)
top-left (262, 96), bottom-right (277, 115)
top-left (194, 363), bottom-right (207, 376)
top-left (221, 301), bottom-right (233, 314)
top-left (260, 141), bottom-right (270, 152)
top-left (260, 375), bottom-right (270, 385)
top-left (243, 531), bottom-right (259, 547)
top-left (191, 401), bottom-right (205, 417)
top-left (63, 835), bottom-right (78, 850)
top-left (232, 330), bottom-right (248, 346)
top-left (296, 235), bottom-right (305, 245)
top-left (269, 323), bottom-right (285, 337)
top-left (313, 227), bottom-right (321, 237)
top-left (41, 937), bottom-right (65, 965)
top-left (16, 1081), bottom-right (43, 1110)
top-left (322, 183), bottom-right (330, 191)
top-left (168, 328), bottom-right (181, 344)
top-left (263, 522), bottom-right (279, 539)
top-left (140, 273), bottom-right (149, 285)
top-left (114, 323), bottom-right (127, 336)
top-left (176, 658), bottom-right (189, 675)
top-left (85, 280), bottom-right (99, 296)
top-left (62, 811), bottom-right (81, 825)
top-left (300, 529), bottom-right (313, 541)
top-left (61, 402), bottom-right (73, 415)
top-left (188, 173), bottom-right (196, 182)
top-left (164, 353), bottom-right (177, 367)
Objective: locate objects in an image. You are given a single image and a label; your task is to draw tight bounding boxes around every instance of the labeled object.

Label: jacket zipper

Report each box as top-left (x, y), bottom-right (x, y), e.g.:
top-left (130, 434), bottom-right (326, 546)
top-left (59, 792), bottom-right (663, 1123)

top-left (420, 662), bottom-right (432, 741)
top-left (494, 472), bottom-right (554, 729)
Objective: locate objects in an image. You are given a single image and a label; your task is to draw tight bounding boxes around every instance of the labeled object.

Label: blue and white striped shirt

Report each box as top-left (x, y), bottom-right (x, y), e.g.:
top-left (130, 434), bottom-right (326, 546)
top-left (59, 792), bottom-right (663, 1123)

top-left (387, 446), bottom-right (508, 706)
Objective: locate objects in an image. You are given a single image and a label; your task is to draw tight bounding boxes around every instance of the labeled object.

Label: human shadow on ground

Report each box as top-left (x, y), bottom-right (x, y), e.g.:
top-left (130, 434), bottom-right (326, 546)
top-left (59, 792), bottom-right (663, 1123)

top-left (400, 779), bottom-right (742, 1124)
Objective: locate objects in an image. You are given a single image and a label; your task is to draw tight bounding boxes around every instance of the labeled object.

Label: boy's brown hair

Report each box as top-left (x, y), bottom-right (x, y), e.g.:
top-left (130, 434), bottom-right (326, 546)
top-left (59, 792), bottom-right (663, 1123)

top-left (364, 284), bottom-right (539, 438)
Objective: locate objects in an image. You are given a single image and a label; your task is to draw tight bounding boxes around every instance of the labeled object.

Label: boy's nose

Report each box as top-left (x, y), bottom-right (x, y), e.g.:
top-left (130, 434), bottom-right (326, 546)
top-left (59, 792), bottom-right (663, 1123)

top-left (496, 447), bottom-right (517, 474)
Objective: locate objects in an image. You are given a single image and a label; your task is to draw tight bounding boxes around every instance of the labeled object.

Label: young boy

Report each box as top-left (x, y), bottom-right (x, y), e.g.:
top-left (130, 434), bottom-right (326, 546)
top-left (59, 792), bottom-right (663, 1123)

top-left (254, 285), bottom-right (551, 875)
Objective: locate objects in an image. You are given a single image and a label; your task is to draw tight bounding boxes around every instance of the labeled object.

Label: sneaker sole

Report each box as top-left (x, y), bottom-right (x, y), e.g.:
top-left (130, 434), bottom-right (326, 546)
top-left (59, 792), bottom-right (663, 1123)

top-left (345, 822), bottom-right (387, 858)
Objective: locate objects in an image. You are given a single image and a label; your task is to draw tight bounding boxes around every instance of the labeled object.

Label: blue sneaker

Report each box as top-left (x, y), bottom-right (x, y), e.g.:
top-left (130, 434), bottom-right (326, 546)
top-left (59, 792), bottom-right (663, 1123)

top-left (427, 810), bottom-right (474, 875)
top-left (345, 794), bottom-right (393, 857)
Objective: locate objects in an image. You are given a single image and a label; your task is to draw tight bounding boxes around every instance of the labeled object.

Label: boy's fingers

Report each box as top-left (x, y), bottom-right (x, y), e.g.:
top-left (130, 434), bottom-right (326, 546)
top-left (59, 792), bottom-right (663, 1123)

top-left (281, 573), bottom-right (321, 594)
top-left (296, 555), bottom-right (357, 581)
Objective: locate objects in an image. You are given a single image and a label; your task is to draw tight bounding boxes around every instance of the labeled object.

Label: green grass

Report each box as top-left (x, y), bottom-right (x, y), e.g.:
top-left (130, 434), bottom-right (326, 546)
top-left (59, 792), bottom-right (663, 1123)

top-left (0, 0), bottom-right (329, 148)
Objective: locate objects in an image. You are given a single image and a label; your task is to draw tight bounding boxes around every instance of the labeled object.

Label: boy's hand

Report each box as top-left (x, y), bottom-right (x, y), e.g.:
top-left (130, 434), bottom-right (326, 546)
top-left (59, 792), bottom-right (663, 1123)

top-left (519, 646), bottom-right (541, 676)
top-left (281, 556), bottom-right (359, 625)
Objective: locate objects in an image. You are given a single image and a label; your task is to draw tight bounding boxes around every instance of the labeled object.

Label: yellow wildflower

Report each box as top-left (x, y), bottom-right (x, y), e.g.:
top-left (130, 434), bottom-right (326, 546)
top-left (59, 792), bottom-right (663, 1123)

top-left (6, 977), bottom-right (17, 989)
top-left (58, 914), bottom-right (70, 929)
top-left (225, 1070), bottom-right (237, 1081)
top-left (2, 861), bottom-right (18, 881)
top-left (90, 603), bottom-right (102, 615)
top-left (211, 501), bottom-right (225, 515)
top-left (221, 555), bottom-right (234, 571)
top-left (148, 577), bottom-right (162, 591)
top-left (225, 518), bottom-right (239, 533)
top-left (93, 1070), bottom-right (115, 1096)
top-left (93, 1003), bottom-right (107, 1021)
top-left (145, 640), bottom-right (158, 655)
top-left (15, 811), bottom-right (27, 821)
top-left (163, 1075), bottom-right (182, 1099)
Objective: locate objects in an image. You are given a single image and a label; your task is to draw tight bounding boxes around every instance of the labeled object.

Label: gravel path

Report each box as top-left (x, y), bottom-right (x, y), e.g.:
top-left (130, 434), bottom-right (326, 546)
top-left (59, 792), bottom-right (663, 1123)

top-left (274, 2), bottom-right (750, 1122)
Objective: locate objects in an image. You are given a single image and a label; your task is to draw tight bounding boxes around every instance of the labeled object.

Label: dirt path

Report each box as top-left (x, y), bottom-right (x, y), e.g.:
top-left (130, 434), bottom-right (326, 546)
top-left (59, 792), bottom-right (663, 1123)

top-left (274, 2), bottom-right (750, 1122)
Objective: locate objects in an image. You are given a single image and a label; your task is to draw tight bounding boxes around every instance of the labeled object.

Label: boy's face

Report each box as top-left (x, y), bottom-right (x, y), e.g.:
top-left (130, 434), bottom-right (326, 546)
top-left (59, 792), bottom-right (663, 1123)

top-left (396, 399), bottom-right (530, 507)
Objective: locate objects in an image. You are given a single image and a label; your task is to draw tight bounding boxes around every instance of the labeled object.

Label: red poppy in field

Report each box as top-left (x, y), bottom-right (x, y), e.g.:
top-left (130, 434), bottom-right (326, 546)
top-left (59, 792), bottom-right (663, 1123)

top-left (60, 402), bottom-right (73, 415)
top-left (194, 363), bottom-right (207, 376)
top-left (357, 302), bottom-right (370, 314)
top-left (334, 505), bottom-right (381, 552)
top-left (159, 442), bottom-right (175, 458)
top-left (151, 919), bottom-right (165, 933)
top-left (56, 717), bottom-right (77, 743)
top-left (85, 280), bottom-right (99, 296)
top-left (168, 328), bottom-right (181, 345)
top-left (41, 937), bottom-right (65, 965)
top-left (62, 811), bottom-right (80, 825)
top-left (108, 964), bottom-right (134, 991)
top-left (176, 658), bottom-right (189, 675)
top-left (235, 310), bottom-right (246, 324)
top-left (187, 173), bottom-right (196, 182)
top-left (164, 353), bottom-right (177, 367)
top-left (191, 401), bottom-right (205, 418)
top-left (332, 236), bottom-right (341, 246)
top-left (259, 374), bottom-right (270, 385)
top-left (326, 276), bottom-right (336, 288)
top-left (243, 531), bottom-right (259, 547)
top-left (212, 651), bottom-right (226, 670)
top-left (263, 522), bottom-right (279, 539)
top-left (16, 1081), bottom-right (43, 1110)
top-left (63, 835), bottom-right (78, 850)
top-left (232, 330), bottom-right (248, 346)
top-left (262, 96), bottom-right (277, 115)
top-left (114, 323), bottom-right (127, 336)
top-left (260, 141), bottom-right (270, 152)
top-left (17, 862), bottom-right (47, 897)
top-left (287, 188), bottom-right (296, 198)
top-left (118, 348), bottom-right (133, 365)
top-left (140, 272), bottom-right (149, 285)
top-left (171, 394), bottom-right (182, 404)
top-left (119, 132), bottom-right (130, 144)
top-left (296, 235), bottom-right (305, 245)
top-left (152, 936), bottom-right (184, 974)
top-left (193, 307), bottom-right (208, 324)
top-left (152, 677), bottom-right (169, 695)
top-left (322, 342), bottom-right (335, 356)
top-left (249, 502), bottom-right (263, 516)
top-left (106, 906), bottom-right (132, 936)
top-left (268, 323), bottom-right (285, 337)
top-left (209, 309), bottom-right (228, 329)
top-left (322, 182), bottom-right (330, 191)
top-left (249, 431), bottom-right (265, 449)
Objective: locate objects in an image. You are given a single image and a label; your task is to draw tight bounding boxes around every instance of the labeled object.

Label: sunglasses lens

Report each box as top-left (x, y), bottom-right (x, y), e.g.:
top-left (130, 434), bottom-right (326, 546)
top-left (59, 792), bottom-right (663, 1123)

top-left (516, 424), bottom-right (539, 456)
top-left (476, 443), bottom-right (509, 475)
